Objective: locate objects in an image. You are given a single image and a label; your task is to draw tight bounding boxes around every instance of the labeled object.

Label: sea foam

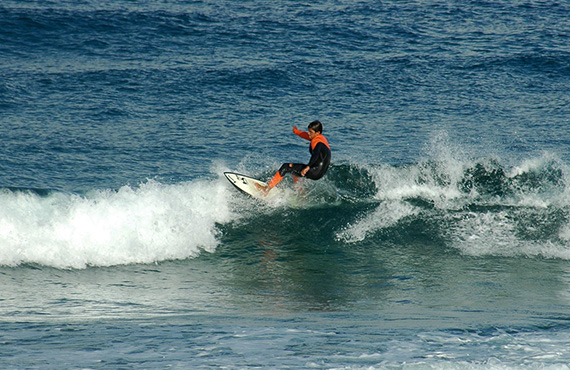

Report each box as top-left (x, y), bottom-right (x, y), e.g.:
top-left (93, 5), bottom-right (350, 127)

top-left (0, 179), bottom-right (234, 269)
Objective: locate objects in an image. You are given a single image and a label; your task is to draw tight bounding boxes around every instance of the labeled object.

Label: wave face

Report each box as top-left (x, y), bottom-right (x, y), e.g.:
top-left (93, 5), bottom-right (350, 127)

top-left (2, 151), bottom-right (569, 269)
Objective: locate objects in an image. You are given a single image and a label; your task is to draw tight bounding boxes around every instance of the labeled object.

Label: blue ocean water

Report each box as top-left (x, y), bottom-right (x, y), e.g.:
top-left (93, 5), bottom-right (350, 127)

top-left (2, 0), bottom-right (570, 368)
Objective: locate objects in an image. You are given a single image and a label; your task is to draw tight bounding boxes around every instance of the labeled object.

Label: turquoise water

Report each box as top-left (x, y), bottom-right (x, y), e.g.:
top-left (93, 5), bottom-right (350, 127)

top-left (2, 1), bottom-right (570, 368)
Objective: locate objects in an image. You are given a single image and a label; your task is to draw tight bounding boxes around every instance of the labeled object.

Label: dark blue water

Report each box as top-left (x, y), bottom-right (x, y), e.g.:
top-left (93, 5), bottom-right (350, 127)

top-left (2, 1), bottom-right (570, 368)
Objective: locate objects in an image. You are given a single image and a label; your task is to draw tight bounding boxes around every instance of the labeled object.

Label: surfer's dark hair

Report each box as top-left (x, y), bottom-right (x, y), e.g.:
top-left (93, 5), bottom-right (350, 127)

top-left (308, 120), bottom-right (323, 133)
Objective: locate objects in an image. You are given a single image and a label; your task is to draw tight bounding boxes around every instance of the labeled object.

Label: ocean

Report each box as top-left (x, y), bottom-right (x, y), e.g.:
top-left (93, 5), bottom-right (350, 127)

top-left (1, 0), bottom-right (570, 368)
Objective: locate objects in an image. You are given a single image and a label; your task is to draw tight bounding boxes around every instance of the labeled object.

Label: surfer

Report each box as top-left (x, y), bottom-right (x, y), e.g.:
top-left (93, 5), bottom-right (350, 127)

top-left (256, 120), bottom-right (331, 194)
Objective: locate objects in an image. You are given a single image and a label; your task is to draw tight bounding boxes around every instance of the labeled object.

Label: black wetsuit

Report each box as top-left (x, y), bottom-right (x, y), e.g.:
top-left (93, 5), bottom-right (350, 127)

top-left (278, 137), bottom-right (331, 180)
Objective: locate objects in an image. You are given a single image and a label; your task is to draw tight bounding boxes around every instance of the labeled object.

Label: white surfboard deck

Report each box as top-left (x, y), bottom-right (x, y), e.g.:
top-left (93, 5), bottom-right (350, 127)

top-left (224, 172), bottom-right (280, 199)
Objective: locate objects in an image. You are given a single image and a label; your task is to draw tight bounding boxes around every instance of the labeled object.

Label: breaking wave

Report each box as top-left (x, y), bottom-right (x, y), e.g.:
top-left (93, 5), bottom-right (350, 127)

top-left (1, 150), bottom-right (570, 269)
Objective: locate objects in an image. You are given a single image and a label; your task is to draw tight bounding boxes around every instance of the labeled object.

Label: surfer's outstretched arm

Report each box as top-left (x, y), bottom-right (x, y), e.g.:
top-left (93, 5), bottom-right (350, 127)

top-left (293, 125), bottom-right (310, 140)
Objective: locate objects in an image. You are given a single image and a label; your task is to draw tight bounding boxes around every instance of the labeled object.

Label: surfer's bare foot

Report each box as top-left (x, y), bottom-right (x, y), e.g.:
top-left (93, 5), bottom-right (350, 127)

top-left (255, 183), bottom-right (270, 194)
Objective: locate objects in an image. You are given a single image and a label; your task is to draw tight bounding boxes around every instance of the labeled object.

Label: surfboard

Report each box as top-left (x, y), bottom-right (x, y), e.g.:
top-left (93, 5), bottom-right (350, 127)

top-left (224, 172), bottom-right (277, 199)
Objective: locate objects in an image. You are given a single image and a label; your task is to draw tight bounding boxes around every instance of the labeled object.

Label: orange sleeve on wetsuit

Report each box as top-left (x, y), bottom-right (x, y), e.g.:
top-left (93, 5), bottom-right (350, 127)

top-left (293, 126), bottom-right (311, 141)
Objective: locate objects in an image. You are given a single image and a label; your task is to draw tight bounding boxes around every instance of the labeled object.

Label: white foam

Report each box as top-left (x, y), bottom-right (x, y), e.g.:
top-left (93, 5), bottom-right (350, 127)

top-left (0, 179), bottom-right (235, 269)
top-left (448, 211), bottom-right (570, 260)
top-left (369, 158), bottom-right (466, 210)
top-left (508, 152), bottom-right (557, 178)
top-left (335, 152), bottom-right (468, 244)
top-left (448, 211), bottom-right (520, 257)
top-left (336, 200), bottom-right (419, 243)
top-left (328, 328), bottom-right (570, 370)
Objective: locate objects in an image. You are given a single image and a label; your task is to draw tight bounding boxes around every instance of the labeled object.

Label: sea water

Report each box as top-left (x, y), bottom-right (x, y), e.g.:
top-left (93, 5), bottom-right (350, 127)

top-left (1, 0), bottom-right (570, 368)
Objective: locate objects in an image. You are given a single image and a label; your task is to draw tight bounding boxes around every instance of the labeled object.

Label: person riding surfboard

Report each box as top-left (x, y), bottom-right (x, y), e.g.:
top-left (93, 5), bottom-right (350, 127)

top-left (256, 120), bottom-right (331, 194)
